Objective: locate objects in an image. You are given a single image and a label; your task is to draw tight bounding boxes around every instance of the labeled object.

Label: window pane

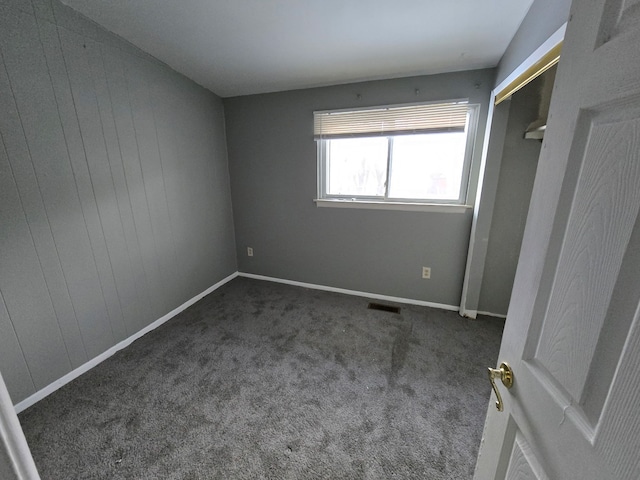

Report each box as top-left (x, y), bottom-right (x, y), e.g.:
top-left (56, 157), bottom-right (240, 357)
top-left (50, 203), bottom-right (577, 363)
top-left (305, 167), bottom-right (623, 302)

top-left (327, 137), bottom-right (388, 196)
top-left (388, 132), bottom-right (467, 200)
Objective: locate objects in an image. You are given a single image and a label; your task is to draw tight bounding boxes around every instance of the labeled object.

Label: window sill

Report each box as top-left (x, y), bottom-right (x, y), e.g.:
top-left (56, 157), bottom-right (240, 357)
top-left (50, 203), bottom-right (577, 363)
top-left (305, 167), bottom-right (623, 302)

top-left (313, 199), bottom-right (472, 213)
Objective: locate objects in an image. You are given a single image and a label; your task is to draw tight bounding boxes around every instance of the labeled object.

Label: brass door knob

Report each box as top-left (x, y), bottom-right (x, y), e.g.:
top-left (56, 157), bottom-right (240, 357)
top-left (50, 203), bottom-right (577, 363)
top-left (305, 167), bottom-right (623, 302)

top-left (488, 362), bottom-right (513, 412)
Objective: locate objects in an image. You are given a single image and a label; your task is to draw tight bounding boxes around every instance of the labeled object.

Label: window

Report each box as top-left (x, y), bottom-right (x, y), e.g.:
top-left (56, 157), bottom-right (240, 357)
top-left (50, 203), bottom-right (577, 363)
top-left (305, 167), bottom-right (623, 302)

top-left (314, 101), bottom-right (479, 207)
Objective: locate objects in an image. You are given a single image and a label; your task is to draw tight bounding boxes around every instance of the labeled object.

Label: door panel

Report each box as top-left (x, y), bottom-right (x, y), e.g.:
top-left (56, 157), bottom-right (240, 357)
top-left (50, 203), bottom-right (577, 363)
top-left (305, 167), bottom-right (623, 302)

top-left (598, 0), bottom-right (640, 46)
top-left (581, 205), bottom-right (640, 426)
top-left (534, 106), bottom-right (640, 404)
top-left (505, 433), bottom-right (549, 480)
top-left (595, 309), bottom-right (640, 479)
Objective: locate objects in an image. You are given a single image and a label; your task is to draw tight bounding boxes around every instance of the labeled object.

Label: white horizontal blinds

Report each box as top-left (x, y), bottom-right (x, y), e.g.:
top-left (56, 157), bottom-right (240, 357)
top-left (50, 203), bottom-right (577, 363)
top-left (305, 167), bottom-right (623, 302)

top-left (314, 101), bottom-right (469, 139)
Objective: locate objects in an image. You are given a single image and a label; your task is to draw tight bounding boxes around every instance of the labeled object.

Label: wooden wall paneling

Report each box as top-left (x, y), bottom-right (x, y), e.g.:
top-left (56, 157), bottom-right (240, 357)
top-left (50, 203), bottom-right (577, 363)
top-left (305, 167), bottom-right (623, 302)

top-left (0, 69), bottom-right (70, 388)
top-left (98, 44), bottom-right (155, 333)
top-left (147, 63), bottom-right (191, 302)
top-left (39, 18), bottom-right (128, 346)
top-left (0, 15), bottom-right (87, 371)
top-left (123, 55), bottom-right (182, 311)
top-left (2, 0), bottom-right (33, 16)
top-left (31, 0), bottom-right (54, 22)
top-left (0, 7), bottom-right (114, 360)
top-left (101, 47), bottom-right (168, 319)
top-left (87, 40), bottom-right (149, 335)
top-left (56, 27), bottom-right (129, 343)
top-left (0, 141), bottom-right (37, 401)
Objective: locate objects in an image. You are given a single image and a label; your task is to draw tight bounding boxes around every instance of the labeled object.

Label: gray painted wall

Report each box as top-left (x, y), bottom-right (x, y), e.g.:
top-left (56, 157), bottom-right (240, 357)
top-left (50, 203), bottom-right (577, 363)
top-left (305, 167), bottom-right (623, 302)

top-left (0, 0), bottom-right (236, 404)
top-left (478, 78), bottom-right (543, 315)
top-left (224, 70), bottom-right (493, 306)
top-left (495, 0), bottom-right (572, 86)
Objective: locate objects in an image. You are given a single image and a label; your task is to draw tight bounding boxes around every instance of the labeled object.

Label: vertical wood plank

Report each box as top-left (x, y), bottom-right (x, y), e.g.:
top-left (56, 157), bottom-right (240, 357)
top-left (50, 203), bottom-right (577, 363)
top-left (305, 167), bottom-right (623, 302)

top-left (157, 75), bottom-right (202, 296)
top-left (101, 46), bottom-right (168, 319)
top-left (0, 99), bottom-right (70, 389)
top-left (88, 41), bottom-right (151, 334)
top-left (56, 27), bottom-right (128, 342)
top-left (0, 16), bottom-right (87, 372)
top-left (147, 64), bottom-right (190, 301)
top-left (2, 0), bottom-right (33, 16)
top-left (98, 44), bottom-right (155, 333)
top-left (30, 0), bottom-right (53, 22)
top-left (0, 291), bottom-right (34, 403)
top-left (124, 56), bottom-right (183, 311)
top-left (0, 7), bottom-right (114, 359)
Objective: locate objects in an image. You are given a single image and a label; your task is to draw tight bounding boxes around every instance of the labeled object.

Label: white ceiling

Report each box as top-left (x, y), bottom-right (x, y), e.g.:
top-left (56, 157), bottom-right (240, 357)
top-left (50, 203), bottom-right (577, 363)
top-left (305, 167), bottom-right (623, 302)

top-left (61, 0), bottom-right (534, 98)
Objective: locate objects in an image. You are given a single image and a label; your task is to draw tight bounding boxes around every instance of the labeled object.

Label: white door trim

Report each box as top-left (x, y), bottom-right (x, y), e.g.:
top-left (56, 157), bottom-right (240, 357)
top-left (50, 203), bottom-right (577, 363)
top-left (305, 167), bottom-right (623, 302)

top-left (494, 23), bottom-right (567, 100)
top-left (459, 23), bottom-right (567, 319)
top-left (0, 372), bottom-right (40, 479)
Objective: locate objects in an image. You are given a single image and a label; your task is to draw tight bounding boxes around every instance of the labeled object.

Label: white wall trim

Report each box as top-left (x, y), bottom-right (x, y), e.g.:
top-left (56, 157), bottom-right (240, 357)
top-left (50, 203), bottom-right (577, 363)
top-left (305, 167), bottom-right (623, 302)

top-left (238, 272), bottom-right (459, 311)
top-left (14, 272), bottom-right (238, 414)
top-left (460, 309), bottom-right (478, 319)
top-left (1, 373), bottom-right (40, 479)
top-left (459, 93), bottom-right (511, 320)
top-left (477, 310), bottom-right (507, 319)
top-left (459, 23), bottom-right (567, 320)
top-left (459, 309), bottom-right (506, 320)
top-left (494, 23), bottom-right (567, 96)
top-left (314, 199), bottom-right (472, 213)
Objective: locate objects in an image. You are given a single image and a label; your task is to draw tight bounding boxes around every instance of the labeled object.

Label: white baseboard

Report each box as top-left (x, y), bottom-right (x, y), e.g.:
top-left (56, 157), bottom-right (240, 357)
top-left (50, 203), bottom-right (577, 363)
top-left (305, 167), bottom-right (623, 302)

top-left (477, 310), bottom-right (507, 319)
top-left (14, 272), bottom-right (238, 414)
top-left (15, 271), bottom-right (471, 413)
top-left (238, 272), bottom-right (459, 311)
top-left (459, 308), bottom-right (507, 320)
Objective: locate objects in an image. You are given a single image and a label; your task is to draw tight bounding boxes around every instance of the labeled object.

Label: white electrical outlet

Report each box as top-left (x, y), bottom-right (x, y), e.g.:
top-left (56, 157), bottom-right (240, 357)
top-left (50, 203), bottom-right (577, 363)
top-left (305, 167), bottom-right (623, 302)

top-left (422, 266), bottom-right (431, 279)
top-left (247, 247), bottom-right (254, 257)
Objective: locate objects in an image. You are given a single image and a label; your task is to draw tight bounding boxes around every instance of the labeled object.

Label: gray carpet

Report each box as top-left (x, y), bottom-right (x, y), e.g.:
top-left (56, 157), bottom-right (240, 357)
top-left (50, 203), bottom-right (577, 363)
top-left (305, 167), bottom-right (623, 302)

top-left (19, 277), bottom-right (503, 479)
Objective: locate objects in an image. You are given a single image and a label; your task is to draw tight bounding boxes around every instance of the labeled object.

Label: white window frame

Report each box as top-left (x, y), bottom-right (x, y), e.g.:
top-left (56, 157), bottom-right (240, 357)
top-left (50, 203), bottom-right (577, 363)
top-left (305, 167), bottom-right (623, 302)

top-left (314, 100), bottom-right (480, 211)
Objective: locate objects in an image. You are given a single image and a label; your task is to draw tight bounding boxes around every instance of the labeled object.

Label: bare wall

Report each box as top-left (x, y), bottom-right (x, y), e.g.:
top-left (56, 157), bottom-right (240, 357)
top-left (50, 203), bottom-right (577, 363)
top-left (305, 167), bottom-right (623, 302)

top-left (224, 71), bottom-right (494, 306)
top-left (495, 0), bottom-right (572, 86)
top-left (0, 0), bottom-right (236, 404)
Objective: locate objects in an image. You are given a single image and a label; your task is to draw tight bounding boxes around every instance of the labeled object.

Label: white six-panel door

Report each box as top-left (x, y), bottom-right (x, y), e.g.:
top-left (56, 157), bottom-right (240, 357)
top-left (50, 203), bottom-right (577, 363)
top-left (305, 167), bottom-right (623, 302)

top-left (475, 0), bottom-right (640, 478)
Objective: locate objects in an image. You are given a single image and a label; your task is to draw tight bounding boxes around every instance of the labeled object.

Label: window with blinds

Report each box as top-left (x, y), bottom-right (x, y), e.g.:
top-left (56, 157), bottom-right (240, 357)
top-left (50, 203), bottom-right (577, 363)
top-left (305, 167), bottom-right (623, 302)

top-left (314, 100), bottom-right (478, 205)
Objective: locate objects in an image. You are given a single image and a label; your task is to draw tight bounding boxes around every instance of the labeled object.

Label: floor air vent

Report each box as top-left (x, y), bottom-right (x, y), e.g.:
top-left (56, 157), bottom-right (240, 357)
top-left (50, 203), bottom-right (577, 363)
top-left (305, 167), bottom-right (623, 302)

top-left (367, 302), bottom-right (401, 314)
